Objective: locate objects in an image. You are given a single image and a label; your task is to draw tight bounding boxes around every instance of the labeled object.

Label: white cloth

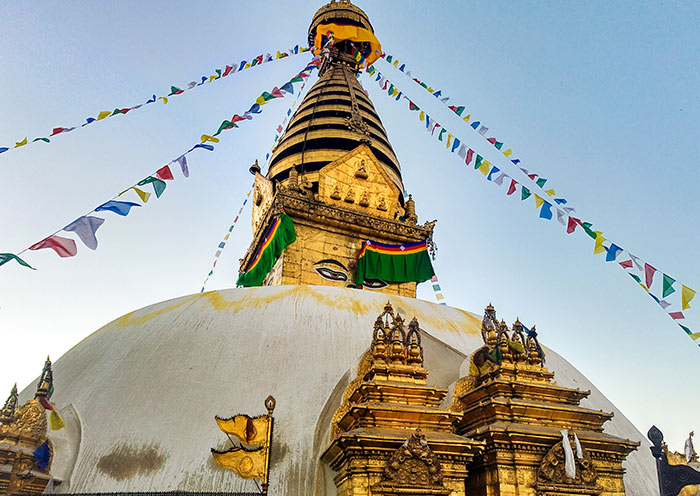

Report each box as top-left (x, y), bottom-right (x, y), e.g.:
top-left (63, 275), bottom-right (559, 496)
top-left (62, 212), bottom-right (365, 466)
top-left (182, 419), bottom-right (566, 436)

top-left (561, 429), bottom-right (576, 478)
top-left (574, 432), bottom-right (583, 459)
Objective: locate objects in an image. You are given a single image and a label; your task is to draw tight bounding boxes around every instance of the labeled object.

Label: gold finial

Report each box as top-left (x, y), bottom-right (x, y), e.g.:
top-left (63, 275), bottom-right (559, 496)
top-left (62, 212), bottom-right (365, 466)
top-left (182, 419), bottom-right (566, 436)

top-left (35, 356), bottom-right (54, 400)
top-left (288, 166), bottom-right (299, 190)
top-left (265, 395), bottom-right (276, 415)
top-left (405, 318), bottom-right (423, 365)
top-left (0, 383), bottom-right (18, 424)
top-left (249, 159), bottom-right (261, 175)
top-left (404, 194), bottom-right (418, 224)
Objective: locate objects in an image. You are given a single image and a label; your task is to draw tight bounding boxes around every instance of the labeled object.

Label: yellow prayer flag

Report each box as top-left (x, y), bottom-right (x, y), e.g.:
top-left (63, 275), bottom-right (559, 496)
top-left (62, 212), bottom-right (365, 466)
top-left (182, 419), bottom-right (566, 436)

top-left (216, 414), bottom-right (269, 446)
top-left (158, 96), bottom-right (168, 105)
top-left (435, 293), bottom-right (444, 300)
top-left (246, 190), bottom-right (252, 197)
top-left (208, 75), bottom-right (218, 83)
top-left (534, 195), bottom-right (544, 208)
top-left (446, 134), bottom-right (453, 149)
top-left (224, 233), bottom-right (230, 241)
top-left (255, 95), bottom-right (266, 106)
top-left (49, 409), bottom-right (65, 430)
top-left (211, 446), bottom-right (266, 480)
top-left (393, 59), bottom-right (399, 67)
top-left (244, 63), bottom-right (251, 69)
top-left (463, 114), bottom-right (471, 123)
top-left (15, 137), bottom-right (27, 147)
top-left (690, 332), bottom-right (700, 341)
top-left (593, 235), bottom-right (607, 255)
top-left (419, 111), bottom-right (425, 122)
top-left (131, 187), bottom-right (151, 203)
top-left (503, 148), bottom-right (513, 157)
top-left (97, 110), bottom-right (111, 120)
top-left (201, 135), bottom-right (220, 144)
top-left (682, 285), bottom-right (696, 310)
top-left (545, 189), bottom-right (556, 197)
top-left (426, 87), bottom-right (435, 93)
top-left (479, 161), bottom-right (491, 176)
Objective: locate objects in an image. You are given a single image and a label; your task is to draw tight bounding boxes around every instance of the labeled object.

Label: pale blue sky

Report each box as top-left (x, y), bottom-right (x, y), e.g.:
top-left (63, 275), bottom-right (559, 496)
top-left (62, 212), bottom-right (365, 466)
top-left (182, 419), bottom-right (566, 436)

top-left (1, 1), bottom-right (698, 450)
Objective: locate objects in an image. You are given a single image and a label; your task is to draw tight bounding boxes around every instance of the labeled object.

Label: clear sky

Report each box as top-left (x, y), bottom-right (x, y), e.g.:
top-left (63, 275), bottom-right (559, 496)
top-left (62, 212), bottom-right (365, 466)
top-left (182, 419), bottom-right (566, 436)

top-left (1, 1), bottom-right (698, 452)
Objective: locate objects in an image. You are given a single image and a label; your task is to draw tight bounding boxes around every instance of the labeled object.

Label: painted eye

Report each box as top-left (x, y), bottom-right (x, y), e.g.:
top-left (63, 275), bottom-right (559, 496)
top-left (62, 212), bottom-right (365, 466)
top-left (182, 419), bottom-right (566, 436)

top-left (314, 266), bottom-right (348, 281)
top-left (362, 278), bottom-right (388, 289)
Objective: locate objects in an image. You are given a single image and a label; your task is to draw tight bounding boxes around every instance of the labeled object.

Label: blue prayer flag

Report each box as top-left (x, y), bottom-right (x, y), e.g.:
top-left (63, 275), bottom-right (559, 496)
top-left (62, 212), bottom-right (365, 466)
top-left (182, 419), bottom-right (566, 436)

top-left (606, 243), bottom-right (623, 262)
top-left (33, 440), bottom-right (50, 469)
top-left (539, 201), bottom-right (553, 220)
top-left (470, 121), bottom-right (480, 129)
top-left (95, 200), bottom-right (140, 217)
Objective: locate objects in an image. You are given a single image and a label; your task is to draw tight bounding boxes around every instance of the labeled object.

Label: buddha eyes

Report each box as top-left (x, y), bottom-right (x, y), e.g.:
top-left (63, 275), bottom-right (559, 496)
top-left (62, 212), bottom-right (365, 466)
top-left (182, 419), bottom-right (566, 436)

top-left (314, 266), bottom-right (348, 281)
top-left (362, 278), bottom-right (388, 289)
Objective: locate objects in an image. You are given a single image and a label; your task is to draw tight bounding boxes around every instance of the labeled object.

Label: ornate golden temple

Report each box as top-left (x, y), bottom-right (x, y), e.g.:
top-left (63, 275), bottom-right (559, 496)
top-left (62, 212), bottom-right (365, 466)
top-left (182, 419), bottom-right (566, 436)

top-left (1, 1), bottom-right (666, 495)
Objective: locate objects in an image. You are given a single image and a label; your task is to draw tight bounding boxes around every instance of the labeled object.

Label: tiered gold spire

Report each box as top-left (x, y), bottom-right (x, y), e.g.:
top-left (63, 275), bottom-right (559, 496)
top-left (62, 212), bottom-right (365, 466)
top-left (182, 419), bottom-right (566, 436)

top-left (242, 1), bottom-right (435, 295)
top-left (321, 302), bottom-right (484, 496)
top-left (452, 304), bottom-right (638, 496)
top-left (0, 358), bottom-right (58, 495)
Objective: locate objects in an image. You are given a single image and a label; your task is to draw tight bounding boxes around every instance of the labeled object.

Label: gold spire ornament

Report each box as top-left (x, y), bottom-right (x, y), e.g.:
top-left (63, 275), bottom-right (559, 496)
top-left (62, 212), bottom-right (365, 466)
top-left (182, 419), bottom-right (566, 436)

top-left (211, 396), bottom-right (276, 495)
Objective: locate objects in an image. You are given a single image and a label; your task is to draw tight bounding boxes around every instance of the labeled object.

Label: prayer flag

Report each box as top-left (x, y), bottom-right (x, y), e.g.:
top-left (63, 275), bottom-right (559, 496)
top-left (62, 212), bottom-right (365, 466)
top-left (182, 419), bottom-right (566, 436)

top-left (556, 209), bottom-right (567, 226)
top-left (545, 189), bottom-right (556, 196)
top-left (662, 274), bottom-right (676, 298)
top-left (669, 311), bottom-right (685, 320)
top-left (539, 201), bottom-right (553, 220)
top-left (536, 177), bottom-right (547, 188)
top-left (29, 235), bottom-right (77, 258)
top-left (474, 154), bottom-right (483, 170)
top-left (478, 126), bottom-right (488, 135)
top-left (356, 239), bottom-right (434, 286)
top-left (0, 253), bottom-right (34, 269)
top-left (216, 414), bottom-right (270, 446)
top-left (138, 177), bottom-right (167, 198)
top-left (211, 445), bottom-right (267, 481)
top-left (521, 186), bottom-right (531, 201)
top-left (176, 155), bottom-right (189, 177)
top-left (451, 137), bottom-right (460, 153)
top-left (237, 214), bottom-right (296, 287)
top-left (593, 235), bottom-right (607, 255)
top-left (33, 441), bottom-right (50, 469)
top-left (487, 166), bottom-right (500, 181)
top-left (644, 263), bottom-right (657, 288)
top-left (566, 217), bottom-right (580, 234)
top-left (479, 161), bottom-right (491, 176)
top-left (50, 410), bottom-right (65, 430)
top-left (606, 243), bottom-right (622, 262)
top-left (15, 137), bottom-right (28, 147)
top-left (561, 430), bottom-right (576, 478)
top-left (457, 143), bottom-right (467, 159)
top-left (96, 200), bottom-right (140, 216)
top-left (493, 172), bottom-right (507, 186)
top-left (682, 285), bottom-right (696, 310)
top-left (63, 216), bottom-right (105, 250)
top-left (503, 148), bottom-right (513, 157)
top-left (534, 195), bottom-right (545, 208)
top-left (156, 165), bottom-right (174, 181)
top-left (507, 179), bottom-right (517, 196)
top-left (465, 148), bottom-right (474, 166)
top-left (619, 259), bottom-right (633, 269)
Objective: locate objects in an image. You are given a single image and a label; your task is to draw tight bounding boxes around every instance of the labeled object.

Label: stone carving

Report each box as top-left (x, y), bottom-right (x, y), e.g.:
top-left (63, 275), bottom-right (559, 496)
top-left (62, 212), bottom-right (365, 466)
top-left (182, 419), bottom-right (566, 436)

top-left (376, 195), bottom-right (388, 211)
top-left (330, 184), bottom-right (342, 200)
top-left (355, 159), bottom-right (369, 179)
top-left (358, 191), bottom-right (370, 207)
top-left (344, 187), bottom-right (355, 203)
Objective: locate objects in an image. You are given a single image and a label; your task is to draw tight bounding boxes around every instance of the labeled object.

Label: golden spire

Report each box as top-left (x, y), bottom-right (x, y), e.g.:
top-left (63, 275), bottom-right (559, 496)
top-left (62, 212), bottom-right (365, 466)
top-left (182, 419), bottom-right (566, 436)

top-left (34, 356), bottom-right (54, 400)
top-left (0, 383), bottom-right (18, 424)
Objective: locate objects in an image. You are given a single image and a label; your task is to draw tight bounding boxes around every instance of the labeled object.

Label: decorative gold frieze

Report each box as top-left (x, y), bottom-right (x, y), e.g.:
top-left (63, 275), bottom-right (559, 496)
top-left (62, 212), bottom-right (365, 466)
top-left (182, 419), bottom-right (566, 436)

top-left (536, 433), bottom-right (600, 494)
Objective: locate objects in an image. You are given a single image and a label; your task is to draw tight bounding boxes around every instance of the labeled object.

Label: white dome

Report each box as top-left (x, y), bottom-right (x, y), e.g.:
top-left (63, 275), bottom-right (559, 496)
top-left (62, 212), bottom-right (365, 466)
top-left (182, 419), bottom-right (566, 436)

top-left (19, 285), bottom-right (658, 495)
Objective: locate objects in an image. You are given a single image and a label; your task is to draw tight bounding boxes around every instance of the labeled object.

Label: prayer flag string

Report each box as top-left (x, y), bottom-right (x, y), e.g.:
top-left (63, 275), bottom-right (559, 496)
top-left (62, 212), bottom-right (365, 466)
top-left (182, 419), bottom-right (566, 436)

top-left (0, 44), bottom-right (310, 158)
top-left (1, 55), bottom-right (322, 271)
top-left (199, 68), bottom-right (312, 292)
top-left (363, 67), bottom-right (699, 349)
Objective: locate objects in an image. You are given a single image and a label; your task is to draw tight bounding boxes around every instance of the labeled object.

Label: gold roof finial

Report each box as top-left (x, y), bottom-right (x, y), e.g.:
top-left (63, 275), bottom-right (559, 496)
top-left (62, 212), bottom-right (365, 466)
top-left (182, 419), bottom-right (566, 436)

top-left (35, 356), bottom-right (54, 400)
top-left (0, 383), bottom-right (18, 424)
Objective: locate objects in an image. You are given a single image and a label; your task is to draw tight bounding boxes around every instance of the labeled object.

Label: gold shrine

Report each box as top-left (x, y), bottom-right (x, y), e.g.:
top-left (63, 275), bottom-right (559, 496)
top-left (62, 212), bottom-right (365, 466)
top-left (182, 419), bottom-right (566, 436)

top-left (0, 358), bottom-right (58, 495)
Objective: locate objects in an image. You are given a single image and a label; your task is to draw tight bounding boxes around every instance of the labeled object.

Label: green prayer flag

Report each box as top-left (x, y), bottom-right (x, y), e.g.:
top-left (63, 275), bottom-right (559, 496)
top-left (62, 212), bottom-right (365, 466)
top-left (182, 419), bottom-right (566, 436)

top-left (629, 273), bottom-right (642, 284)
top-left (214, 120), bottom-right (237, 136)
top-left (32, 137), bottom-right (50, 143)
top-left (386, 55), bottom-right (393, 63)
top-left (438, 128), bottom-right (446, 141)
top-left (489, 346), bottom-right (502, 365)
top-left (521, 186), bottom-right (531, 200)
top-left (355, 240), bottom-right (434, 286)
top-left (454, 106), bottom-right (465, 116)
top-left (663, 274), bottom-right (676, 297)
top-left (494, 141), bottom-right (503, 150)
top-left (432, 284), bottom-right (441, 291)
top-left (138, 176), bottom-right (166, 198)
top-left (237, 214), bottom-right (296, 287)
top-left (535, 177), bottom-right (547, 188)
top-left (290, 76), bottom-right (304, 83)
top-left (0, 253), bottom-right (35, 270)
top-left (474, 155), bottom-right (483, 170)
top-left (581, 222), bottom-right (597, 239)
top-left (680, 324), bottom-right (692, 335)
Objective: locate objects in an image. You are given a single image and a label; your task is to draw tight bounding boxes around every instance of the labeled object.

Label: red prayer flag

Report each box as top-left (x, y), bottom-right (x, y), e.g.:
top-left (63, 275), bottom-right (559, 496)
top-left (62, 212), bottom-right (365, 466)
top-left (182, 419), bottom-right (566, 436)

top-left (29, 235), bottom-right (77, 258)
top-left (619, 259), bottom-right (634, 269)
top-left (155, 165), bottom-right (174, 181)
top-left (566, 217), bottom-right (581, 234)
top-left (51, 127), bottom-right (67, 136)
top-left (507, 179), bottom-right (517, 196)
top-left (645, 263), bottom-right (657, 288)
top-left (231, 114), bottom-right (246, 123)
top-left (669, 311), bottom-right (685, 320)
top-left (38, 397), bottom-right (54, 410)
top-left (528, 173), bottom-right (538, 180)
top-left (487, 137), bottom-right (497, 144)
top-left (465, 149), bottom-right (474, 165)
top-left (270, 87), bottom-right (284, 98)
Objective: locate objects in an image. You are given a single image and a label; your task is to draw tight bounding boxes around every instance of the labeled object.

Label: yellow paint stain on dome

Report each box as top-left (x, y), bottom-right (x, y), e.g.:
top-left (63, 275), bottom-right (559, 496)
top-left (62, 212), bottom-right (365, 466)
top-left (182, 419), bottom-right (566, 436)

top-left (113, 296), bottom-right (199, 328)
top-left (198, 286), bottom-right (481, 336)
